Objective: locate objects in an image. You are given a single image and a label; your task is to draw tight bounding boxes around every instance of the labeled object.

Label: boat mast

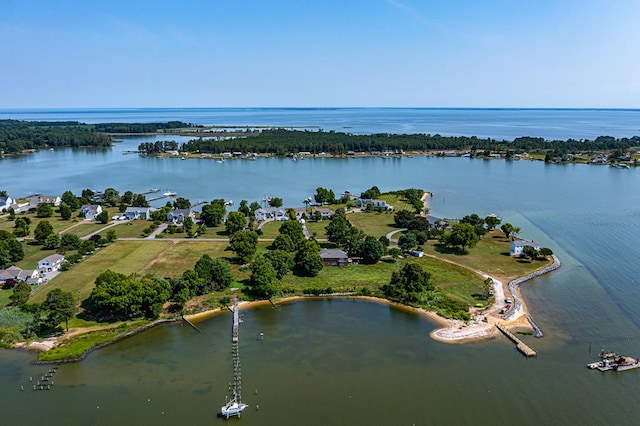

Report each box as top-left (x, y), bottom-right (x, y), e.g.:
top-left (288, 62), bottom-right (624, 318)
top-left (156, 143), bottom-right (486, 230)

top-left (231, 298), bottom-right (242, 402)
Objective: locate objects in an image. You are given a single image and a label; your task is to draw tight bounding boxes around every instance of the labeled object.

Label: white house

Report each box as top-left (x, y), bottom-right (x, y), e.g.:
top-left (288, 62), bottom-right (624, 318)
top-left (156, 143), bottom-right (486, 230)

top-left (37, 254), bottom-right (65, 273)
top-left (0, 194), bottom-right (13, 211)
top-left (254, 207), bottom-right (286, 222)
top-left (80, 204), bottom-right (103, 220)
top-left (0, 265), bottom-right (41, 285)
top-left (167, 208), bottom-right (195, 224)
top-left (355, 198), bottom-right (393, 211)
top-left (510, 239), bottom-right (541, 256)
top-left (124, 207), bottom-right (154, 220)
top-left (28, 195), bottom-right (61, 209)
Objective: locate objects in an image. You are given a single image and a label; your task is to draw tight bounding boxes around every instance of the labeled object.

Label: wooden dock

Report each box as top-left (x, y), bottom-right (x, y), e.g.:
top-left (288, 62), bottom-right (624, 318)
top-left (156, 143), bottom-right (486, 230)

top-left (496, 323), bottom-right (537, 357)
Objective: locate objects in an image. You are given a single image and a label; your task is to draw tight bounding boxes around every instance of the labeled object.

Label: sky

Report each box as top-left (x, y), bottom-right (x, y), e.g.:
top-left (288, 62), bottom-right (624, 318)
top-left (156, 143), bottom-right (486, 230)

top-left (1, 0), bottom-right (639, 108)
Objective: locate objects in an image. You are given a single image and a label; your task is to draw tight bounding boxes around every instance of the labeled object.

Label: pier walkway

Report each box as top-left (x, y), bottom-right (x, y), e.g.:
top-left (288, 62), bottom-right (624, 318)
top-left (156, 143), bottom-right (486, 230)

top-left (496, 323), bottom-right (537, 357)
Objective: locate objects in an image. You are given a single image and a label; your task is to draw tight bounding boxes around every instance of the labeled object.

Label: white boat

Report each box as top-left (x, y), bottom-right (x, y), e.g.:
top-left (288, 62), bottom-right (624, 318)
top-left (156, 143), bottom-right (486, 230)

top-left (221, 399), bottom-right (248, 419)
top-left (163, 191), bottom-right (177, 197)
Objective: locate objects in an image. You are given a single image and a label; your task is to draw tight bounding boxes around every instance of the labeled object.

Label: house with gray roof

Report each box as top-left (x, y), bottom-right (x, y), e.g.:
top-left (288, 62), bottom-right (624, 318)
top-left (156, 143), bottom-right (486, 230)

top-left (81, 204), bottom-right (103, 220)
top-left (167, 208), bottom-right (195, 224)
top-left (37, 254), bottom-right (65, 273)
top-left (510, 239), bottom-right (541, 256)
top-left (320, 249), bottom-right (350, 267)
top-left (124, 207), bottom-right (154, 220)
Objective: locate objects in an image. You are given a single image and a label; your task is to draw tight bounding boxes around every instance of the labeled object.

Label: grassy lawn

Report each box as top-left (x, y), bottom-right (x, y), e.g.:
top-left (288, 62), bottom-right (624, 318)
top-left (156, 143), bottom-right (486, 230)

top-left (420, 230), bottom-right (551, 281)
top-left (305, 221), bottom-right (327, 239)
top-left (30, 241), bottom-right (172, 303)
top-left (347, 211), bottom-right (400, 238)
top-left (0, 208), bottom-right (120, 239)
top-left (280, 255), bottom-right (485, 305)
top-left (109, 220), bottom-right (154, 238)
top-left (377, 193), bottom-right (415, 212)
top-left (142, 241), bottom-right (231, 277)
top-left (0, 288), bottom-right (12, 307)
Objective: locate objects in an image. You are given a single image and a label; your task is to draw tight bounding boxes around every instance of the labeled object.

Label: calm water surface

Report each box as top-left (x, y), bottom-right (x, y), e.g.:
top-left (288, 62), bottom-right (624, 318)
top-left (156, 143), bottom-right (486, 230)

top-left (1, 109), bottom-right (640, 425)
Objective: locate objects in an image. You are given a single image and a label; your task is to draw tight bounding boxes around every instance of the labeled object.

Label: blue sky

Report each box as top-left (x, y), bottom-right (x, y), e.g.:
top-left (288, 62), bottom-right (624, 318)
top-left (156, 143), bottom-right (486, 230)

top-left (1, 0), bottom-right (638, 108)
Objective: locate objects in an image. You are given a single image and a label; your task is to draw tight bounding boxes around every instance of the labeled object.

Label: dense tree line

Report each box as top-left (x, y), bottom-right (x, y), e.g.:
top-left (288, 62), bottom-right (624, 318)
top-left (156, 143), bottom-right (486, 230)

top-left (0, 120), bottom-right (111, 153)
top-left (93, 121), bottom-right (195, 133)
top-left (178, 129), bottom-right (640, 156)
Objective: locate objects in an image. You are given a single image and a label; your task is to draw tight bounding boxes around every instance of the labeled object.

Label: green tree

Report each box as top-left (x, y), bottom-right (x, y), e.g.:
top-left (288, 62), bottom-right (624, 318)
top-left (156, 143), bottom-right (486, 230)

top-left (278, 220), bottom-right (305, 249)
top-left (294, 240), bottom-right (323, 277)
top-left (272, 234), bottom-right (296, 252)
top-left (43, 233), bottom-right (61, 250)
top-left (13, 218), bottom-right (29, 237)
top-left (447, 223), bottom-right (479, 251)
top-left (225, 211), bottom-right (246, 235)
top-left (326, 215), bottom-right (352, 247)
top-left (0, 230), bottom-right (25, 267)
top-left (10, 281), bottom-right (31, 307)
top-left (381, 263), bottom-right (434, 304)
top-left (398, 232), bottom-right (418, 251)
top-left (264, 250), bottom-right (295, 279)
top-left (360, 235), bottom-right (385, 264)
top-left (229, 230), bottom-right (258, 263)
top-left (103, 188), bottom-right (120, 207)
top-left (106, 229), bottom-right (117, 242)
top-left (96, 211), bottom-right (109, 224)
top-left (61, 190), bottom-right (80, 210)
top-left (394, 210), bottom-right (415, 228)
top-left (249, 201), bottom-right (261, 213)
top-left (59, 202), bottom-right (72, 220)
top-left (79, 240), bottom-right (95, 255)
top-left (43, 288), bottom-right (77, 331)
top-left (314, 187), bottom-right (336, 205)
top-left (132, 194), bottom-right (149, 207)
top-left (361, 186), bottom-right (381, 199)
top-left (121, 191), bottom-right (134, 205)
top-left (194, 255), bottom-right (234, 291)
top-left (36, 202), bottom-right (54, 218)
top-left (485, 214), bottom-right (501, 230)
top-left (183, 216), bottom-right (194, 234)
top-left (250, 254), bottom-right (280, 299)
top-left (500, 223), bottom-right (514, 240)
top-left (238, 200), bottom-right (251, 217)
top-left (522, 245), bottom-right (538, 261)
top-left (539, 247), bottom-right (553, 258)
top-left (173, 197), bottom-right (191, 209)
top-left (268, 197), bottom-right (283, 208)
top-left (34, 220), bottom-right (54, 244)
top-left (61, 233), bottom-right (81, 250)
top-left (201, 199), bottom-right (226, 226)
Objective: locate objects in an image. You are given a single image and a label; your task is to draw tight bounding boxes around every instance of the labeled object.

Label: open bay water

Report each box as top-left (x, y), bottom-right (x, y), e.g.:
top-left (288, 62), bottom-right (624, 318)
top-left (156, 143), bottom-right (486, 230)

top-left (1, 109), bottom-right (640, 424)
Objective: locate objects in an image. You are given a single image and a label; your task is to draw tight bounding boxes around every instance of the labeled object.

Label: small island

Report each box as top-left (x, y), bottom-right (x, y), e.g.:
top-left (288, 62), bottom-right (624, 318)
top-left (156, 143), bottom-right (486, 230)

top-left (0, 185), bottom-right (558, 362)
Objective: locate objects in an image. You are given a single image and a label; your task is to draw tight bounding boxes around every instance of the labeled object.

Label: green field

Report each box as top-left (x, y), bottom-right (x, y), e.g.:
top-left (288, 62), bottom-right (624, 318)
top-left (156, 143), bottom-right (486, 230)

top-left (347, 211), bottom-right (399, 238)
top-left (0, 208), bottom-right (119, 239)
top-left (305, 221), bottom-right (328, 239)
top-left (420, 231), bottom-right (550, 280)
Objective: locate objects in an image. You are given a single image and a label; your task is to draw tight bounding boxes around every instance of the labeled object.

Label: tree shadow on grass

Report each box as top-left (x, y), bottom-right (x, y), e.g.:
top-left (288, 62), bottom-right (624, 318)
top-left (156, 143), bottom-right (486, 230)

top-left (433, 243), bottom-right (468, 256)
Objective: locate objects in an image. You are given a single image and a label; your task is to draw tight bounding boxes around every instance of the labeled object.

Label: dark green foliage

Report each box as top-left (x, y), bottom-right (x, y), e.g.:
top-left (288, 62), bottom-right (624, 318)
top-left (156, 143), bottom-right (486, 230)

top-left (59, 203), bottom-right (72, 220)
top-left (485, 215), bottom-right (501, 230)
top-left (78, 240), bottom-right (95, 255)
top-left (273, 234), bottom-right (296, 252)
top-left (229, 230), bottom-right (258, 263)
top-left (314, 187), bottom-right (336, 205)
top-left (360, 236), bottom-right (385, 264)
top-left (194, 255), bottom-right (233, 291)
top-left (394, 210), bottom-right (415, 228)
top-left (381, 263), bottom-right (434, 305)
top-left (539, 247), bottom-right (553, 257)
top-left (278, 220), bottom-right (305, 249)
top-left (264, 250), bottom-right (295, 279)
top-left (398, 232), bottom-right (418, 251)
top-left (201, 199), bottom-right (226, 226)
top-left (42, 288), bottom-right (77, 331)
top-left (268, 197), bottom-right (283, 208)
top-left (173, 197), bottom-right (191, 209)
top-left (249, 254), bottom-right (280, 299)
top-left (34, 220), bottom-right (54, 244)
top-left (95, 121), bottom-right (192, 133)
top-left (36, 203), bottom-right (53, 218)
top-left (87, 270), bottom-right (171, 320)
top-left (294, 241), bottom-right (323, 277)
top-left (60, 233), bottom-right (81, 250)
top-left (0, 231), bottom-right (24, 268)
top-left (10, 281), bottom-right (31, 307)
top-left (440, 223), bottom-right (479, 251)
top-left (326, 215), bottom-right (352, 247)
top-left (225, 211), bottom-right (246, 235)
top-left (13, 218), bottom-right (29, 237)
top-left (132, 194), bottom-right (149, 207)
top-left (361, 186), bottom-right (381, 200)
top-left (61, 191), bottom-right (80, 211)
top-left (106, 229), bottom-right (117, 242)
top-left (43, 233), bottom-right (61, 250)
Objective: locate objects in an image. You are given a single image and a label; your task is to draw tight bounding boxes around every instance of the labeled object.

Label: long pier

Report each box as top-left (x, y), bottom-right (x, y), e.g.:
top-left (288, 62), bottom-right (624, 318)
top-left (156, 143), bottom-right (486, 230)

top-left (496, 323), bottom-right (537, 357)
top-left (230, 299), bottom-right (242, 401)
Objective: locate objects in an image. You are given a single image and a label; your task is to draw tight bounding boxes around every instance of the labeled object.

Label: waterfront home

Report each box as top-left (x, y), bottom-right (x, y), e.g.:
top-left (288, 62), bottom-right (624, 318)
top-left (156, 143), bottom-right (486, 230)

top-left (167, 208), bottom-right (195, 224)
top-left (254, 207), bottom-right (286, 222)
top-left (355, 198), bottom-right (393, 211)
top-left (80, 204), bottom-right (103, 220)
top-left (0, 194), bottom-right (13, 211)
top-left (124, 207), bottom-right (154, 220)
top-left (320, 249), bottom-right (349, 267)
top-left (294, 207), bottom-right (335, 220)
top-left (28, 195), bottom-right (61, 209)
top-left (510, 239), bottom-right (541, 256)
top-left (0, 265), bottom-right (41, 285)
top-left (37, 254), bottom-right (65, 273)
